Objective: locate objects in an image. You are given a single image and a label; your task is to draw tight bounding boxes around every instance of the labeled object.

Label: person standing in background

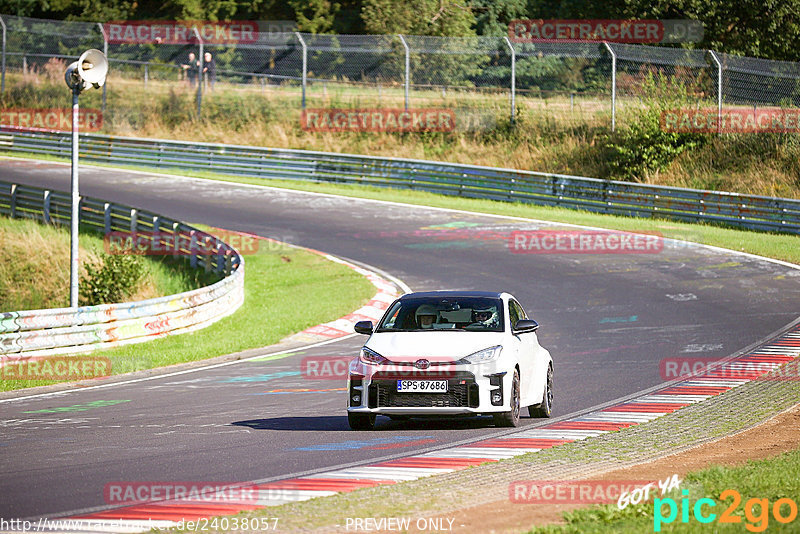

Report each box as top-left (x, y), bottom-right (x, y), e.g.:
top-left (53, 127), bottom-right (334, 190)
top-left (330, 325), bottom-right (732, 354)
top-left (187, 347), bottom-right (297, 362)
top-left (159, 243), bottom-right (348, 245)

top-left (181, 52), bottom-right (198, 87)
top-left (203, 52), bottom-right (216, 91)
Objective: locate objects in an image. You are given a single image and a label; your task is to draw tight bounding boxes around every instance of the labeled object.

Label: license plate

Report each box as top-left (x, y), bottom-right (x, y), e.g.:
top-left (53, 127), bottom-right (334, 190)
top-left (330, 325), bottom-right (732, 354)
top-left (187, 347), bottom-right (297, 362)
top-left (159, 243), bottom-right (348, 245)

top-left (396, 380), bottom-right (448, 393)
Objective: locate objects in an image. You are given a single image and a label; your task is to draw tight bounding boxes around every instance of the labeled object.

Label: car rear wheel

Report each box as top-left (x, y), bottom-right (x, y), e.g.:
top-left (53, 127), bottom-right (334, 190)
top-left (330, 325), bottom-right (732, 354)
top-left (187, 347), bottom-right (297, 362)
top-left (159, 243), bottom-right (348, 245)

top-left (493, 369), bottom-right (521, 427)
top-left (529, 364), bottom-right (553, 418)
top-left (348, 412), bottom-right (376, 430)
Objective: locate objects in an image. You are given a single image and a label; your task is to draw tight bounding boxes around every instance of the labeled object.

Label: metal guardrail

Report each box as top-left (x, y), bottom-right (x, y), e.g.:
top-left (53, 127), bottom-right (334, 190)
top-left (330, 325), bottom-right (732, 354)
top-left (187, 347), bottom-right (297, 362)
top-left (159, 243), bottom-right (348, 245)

top-left (2, 127), bottom-right (800, 234)
top-left (0, 180), bottom-right (245, 357)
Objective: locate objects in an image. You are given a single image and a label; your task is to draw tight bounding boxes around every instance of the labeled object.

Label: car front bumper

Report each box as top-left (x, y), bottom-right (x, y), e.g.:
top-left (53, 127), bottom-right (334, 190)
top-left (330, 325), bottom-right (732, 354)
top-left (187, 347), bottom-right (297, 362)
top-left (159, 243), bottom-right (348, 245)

top-left (346, 361), bottom-right (512, 415)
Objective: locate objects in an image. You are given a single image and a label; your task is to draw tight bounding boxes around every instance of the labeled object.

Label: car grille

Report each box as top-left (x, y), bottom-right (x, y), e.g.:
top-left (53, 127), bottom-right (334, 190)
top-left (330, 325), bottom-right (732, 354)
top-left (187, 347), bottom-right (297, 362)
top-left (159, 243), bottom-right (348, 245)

top-left (367, 372), bottom-right (479, 408)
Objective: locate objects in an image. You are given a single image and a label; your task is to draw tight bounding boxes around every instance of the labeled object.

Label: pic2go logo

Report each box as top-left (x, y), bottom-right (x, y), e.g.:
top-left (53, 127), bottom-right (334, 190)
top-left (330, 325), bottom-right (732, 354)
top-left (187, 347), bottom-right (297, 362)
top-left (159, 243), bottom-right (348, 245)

top-left (301, 356), bottom-right (351, 379)
top-left (654, 489), bottom-right (799, 532)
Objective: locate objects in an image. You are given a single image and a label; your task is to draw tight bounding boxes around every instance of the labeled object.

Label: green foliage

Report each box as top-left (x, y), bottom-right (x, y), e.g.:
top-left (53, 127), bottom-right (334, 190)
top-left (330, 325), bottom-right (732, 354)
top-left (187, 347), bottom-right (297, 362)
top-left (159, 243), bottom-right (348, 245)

top-left (79, 253), bottom-right (145, 306)
top-left (362, 0), bottom-right (476, 36)
top-left (604, 74), bottom-right (708, 181)
top-left (290, 0), bottom-right (340, 33)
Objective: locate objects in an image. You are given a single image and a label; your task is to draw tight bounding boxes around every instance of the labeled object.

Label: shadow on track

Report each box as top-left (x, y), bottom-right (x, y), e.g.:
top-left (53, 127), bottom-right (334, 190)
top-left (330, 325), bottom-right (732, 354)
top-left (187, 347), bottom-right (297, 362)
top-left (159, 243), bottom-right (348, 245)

top-left (231, 415), bottom-right (505, 431)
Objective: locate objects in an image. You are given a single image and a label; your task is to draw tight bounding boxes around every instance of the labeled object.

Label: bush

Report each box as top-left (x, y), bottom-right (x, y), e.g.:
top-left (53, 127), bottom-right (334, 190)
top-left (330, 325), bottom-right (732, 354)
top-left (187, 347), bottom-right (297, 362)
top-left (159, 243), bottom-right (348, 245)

top-left (604, 74), bottom-right (709, 181)
top-left (80, 253), bottom-right (145, 306)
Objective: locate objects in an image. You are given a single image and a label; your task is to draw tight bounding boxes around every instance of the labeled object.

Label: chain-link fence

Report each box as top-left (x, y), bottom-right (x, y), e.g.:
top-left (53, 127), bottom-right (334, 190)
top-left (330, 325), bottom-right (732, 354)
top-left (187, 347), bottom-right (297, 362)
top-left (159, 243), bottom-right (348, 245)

top-left (1, 13), bottom-right (800, 132)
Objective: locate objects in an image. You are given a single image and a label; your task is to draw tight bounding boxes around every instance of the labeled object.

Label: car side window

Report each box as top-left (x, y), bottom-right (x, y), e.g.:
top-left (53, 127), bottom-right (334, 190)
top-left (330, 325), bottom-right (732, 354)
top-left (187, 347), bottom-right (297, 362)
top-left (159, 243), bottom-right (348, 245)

top-left (513, 300), bottom-right (528, 320)
top-left (508, 300), bottom-right (521, 328)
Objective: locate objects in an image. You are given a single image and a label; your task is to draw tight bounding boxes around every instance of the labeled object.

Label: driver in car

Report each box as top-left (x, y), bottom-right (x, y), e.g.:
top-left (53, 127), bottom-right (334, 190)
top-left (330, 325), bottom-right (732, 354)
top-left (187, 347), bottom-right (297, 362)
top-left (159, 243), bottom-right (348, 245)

top-left (415, 304), bottom-right (438, 329)
top-left (469, 307), bottom-right (497, 328)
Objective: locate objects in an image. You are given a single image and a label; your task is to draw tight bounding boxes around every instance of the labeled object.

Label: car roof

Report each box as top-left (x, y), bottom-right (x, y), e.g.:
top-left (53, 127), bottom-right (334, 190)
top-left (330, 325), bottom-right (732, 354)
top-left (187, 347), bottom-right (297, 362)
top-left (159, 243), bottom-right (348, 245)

top-left (398, 290), bottom-right (505, 300)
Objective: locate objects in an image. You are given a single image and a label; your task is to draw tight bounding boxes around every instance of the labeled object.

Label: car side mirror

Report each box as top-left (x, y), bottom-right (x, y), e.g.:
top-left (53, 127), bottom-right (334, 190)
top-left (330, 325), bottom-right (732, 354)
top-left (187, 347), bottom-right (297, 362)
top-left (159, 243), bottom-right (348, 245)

top-left (354, 320), bottom-right (374, 335)
top-left (514, 319), bottom-right (539, 333)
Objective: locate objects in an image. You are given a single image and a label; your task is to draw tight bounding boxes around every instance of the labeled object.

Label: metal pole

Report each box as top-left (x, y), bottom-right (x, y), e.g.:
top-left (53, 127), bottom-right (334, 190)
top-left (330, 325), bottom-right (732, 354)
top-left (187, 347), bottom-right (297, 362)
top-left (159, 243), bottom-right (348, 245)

top-left (70, 86), bottom-right (80, 308)
top-left (295, 32), bottom-right (307, 108)
top-left (503, 36), bottom-right (516, 124)
top-left (603, 42), bottom-right (616, 132)
top-left (97, 23), bottom-right (108, 113)
top-left (194, 28), bottom-right (204, 115)
top-left (398, 34), bottom-right (410, 110)
top-left (0, 16), bottom-right (6, 96)
top-left (707, 50), bottom-right (723, 135)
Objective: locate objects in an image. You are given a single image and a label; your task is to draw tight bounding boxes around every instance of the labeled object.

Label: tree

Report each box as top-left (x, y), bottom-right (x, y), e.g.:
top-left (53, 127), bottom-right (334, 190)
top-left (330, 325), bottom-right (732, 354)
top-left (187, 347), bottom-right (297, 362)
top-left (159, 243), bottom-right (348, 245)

top-left (290, 0), bottom-right (339, 33)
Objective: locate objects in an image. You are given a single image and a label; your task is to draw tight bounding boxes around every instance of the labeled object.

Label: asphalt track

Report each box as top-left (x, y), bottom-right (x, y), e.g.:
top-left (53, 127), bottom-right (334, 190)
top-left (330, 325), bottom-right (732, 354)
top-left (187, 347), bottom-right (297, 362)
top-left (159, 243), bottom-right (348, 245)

top-left (1, 158), bottom-right (799, 520)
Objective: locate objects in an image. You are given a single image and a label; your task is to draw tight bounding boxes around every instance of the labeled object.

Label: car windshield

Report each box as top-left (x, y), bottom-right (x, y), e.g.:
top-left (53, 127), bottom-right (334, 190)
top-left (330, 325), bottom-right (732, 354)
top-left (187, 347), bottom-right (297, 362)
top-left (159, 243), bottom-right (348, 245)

top-left (377, 297), bottom-right (504, 332)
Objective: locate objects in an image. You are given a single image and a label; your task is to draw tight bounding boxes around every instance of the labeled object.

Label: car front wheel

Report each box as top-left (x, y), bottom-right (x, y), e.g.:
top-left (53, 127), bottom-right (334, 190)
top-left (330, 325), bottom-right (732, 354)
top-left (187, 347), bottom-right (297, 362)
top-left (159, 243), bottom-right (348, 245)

top-left (529, 364), bottom-right (553, 418)
top-left (348, 412), bottom-right (376, 430)
top-left (493, 369), bottom-right (521, 427)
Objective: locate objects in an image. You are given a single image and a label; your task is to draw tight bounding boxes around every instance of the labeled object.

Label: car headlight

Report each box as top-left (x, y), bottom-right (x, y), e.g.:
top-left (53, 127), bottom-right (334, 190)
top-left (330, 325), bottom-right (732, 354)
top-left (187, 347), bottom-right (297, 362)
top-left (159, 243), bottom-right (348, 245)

top-left (359, 347), bottom-right (389, 365)
top-left (459, 345), bottom-right (503, 364)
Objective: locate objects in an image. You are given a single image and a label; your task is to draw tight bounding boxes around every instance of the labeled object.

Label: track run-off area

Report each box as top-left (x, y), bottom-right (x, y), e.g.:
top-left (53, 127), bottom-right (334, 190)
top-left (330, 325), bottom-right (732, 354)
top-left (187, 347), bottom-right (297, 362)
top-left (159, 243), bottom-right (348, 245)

top-left (1, 157), bottom-right (799, 525)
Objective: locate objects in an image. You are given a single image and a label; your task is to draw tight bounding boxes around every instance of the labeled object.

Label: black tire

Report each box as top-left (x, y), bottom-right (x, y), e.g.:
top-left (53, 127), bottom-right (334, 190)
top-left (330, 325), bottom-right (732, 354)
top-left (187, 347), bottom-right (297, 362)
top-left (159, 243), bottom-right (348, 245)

top-left (493, 369), bottom-right (521, 427)
top-left (529, 364), bottom-right (553, 418)
top-left (348, 412), bottom-right (376, 430)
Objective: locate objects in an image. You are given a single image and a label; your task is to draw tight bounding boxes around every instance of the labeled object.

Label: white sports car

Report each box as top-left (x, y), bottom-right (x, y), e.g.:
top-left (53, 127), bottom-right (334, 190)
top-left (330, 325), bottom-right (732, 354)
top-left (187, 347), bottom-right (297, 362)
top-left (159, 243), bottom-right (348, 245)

top-left (346, 291), bottom-right (553, 430)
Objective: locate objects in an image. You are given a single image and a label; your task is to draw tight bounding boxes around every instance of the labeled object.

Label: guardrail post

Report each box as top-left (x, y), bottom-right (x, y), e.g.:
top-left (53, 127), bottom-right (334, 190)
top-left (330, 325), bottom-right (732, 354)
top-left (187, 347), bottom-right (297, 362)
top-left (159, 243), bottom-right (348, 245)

top-left (398, 34), bottom-right (410, 110)
top-left (10, 183), bottom-right (16, 218)
top-left (189, 230), bottom-right (198, 268)
top-left (0, 16), bottom-right (6, 96)
top-left (172, 222), bottom-right (180, 258)
top-left (503, 36), bottom-right (516, 124)
top-left (193, 28), bottom-right (204, 116)
top-left (295, 32), bottom-right (307, 109)
top-left (43, 190), bottom-right (51, 223)
top-left (216, 242), bottom-right (224, 274)
top-left (602, 42), bottom-right (616, 132)
top-left (103, 202), bottom-right (111, 234)
top-left (707, 50), bottom-right (723, 135)
top-left (130, 208), bottom-right (138, 235)
top-left (152, 215), bottom-right (160, 251)
top-left (97, 23), bottom-right (108, 114)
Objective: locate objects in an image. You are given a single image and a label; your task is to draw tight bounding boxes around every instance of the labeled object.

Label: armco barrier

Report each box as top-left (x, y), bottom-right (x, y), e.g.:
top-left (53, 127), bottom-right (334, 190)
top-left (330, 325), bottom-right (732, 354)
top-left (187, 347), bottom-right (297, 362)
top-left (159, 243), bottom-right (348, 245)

top-left (0, 181), bottom-right (244, 357)
top-left (2, 127), bottom-right (800, 234)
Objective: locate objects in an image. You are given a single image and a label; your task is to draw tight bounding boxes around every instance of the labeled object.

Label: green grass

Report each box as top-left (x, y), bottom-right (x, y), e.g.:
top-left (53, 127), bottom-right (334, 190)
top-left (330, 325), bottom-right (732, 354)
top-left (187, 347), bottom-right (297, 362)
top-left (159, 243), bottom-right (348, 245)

top-left (530, 448), bottom-right (800, 533)
top-left (1, 218), bottom-right (376, 391)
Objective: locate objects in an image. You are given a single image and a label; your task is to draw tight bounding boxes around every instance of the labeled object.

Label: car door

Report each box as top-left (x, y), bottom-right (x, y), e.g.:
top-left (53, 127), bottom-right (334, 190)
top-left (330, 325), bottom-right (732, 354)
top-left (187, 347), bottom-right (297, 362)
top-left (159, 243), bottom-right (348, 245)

top-left (508, 299), bottom-right (536, 405)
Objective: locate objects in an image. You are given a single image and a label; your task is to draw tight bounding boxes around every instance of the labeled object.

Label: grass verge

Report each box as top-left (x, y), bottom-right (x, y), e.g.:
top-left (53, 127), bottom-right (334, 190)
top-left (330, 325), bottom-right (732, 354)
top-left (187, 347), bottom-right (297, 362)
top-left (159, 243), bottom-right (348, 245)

top-left (1, 222), bottom-right (376, 391)
top-left (532, 448), bottom-right (800, 533)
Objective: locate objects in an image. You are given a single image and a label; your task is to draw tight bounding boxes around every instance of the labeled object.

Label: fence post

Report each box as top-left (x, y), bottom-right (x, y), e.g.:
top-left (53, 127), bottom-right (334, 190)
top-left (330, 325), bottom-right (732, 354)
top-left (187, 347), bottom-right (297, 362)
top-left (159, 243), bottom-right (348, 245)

top-left (0, 16), bottom-right (6, 96)
top-left (503, 36), bottom-right (516, 124)
top-left (295, 32), bottom-right (307, 109)
top-left (97, 23), bottom-right (108, 113)
top-left (193, 27), bottom-right (204, 115)
top-left (144, 63), bottom-right (148, 88)
top-left (602, 42), bottom-right (616, 132)
top-left (398, 34), bottom-right (410, 110)
top-left (707, 50), bottom-right (723, 135)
